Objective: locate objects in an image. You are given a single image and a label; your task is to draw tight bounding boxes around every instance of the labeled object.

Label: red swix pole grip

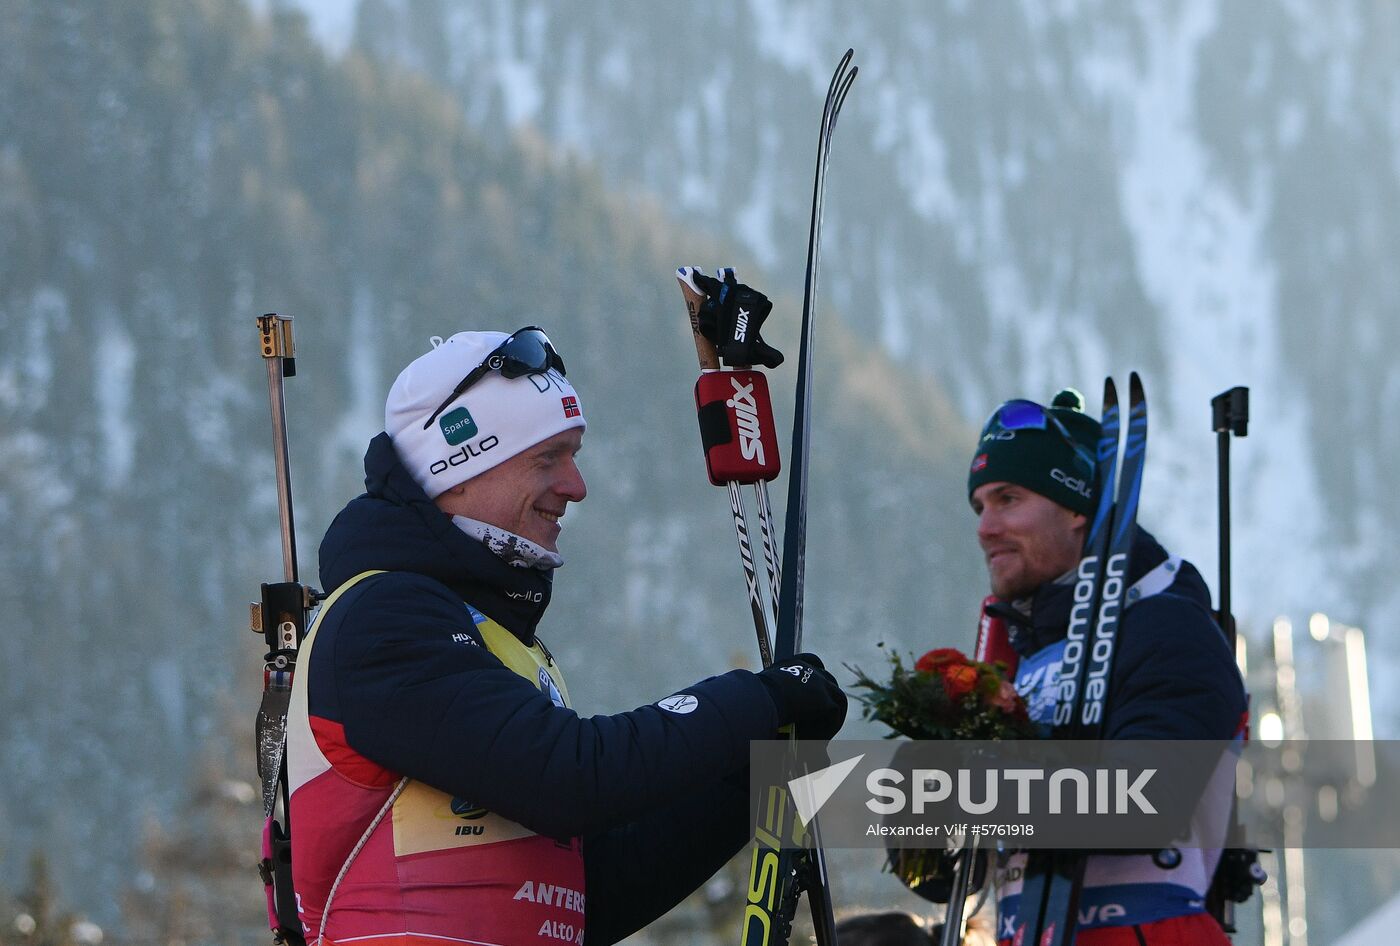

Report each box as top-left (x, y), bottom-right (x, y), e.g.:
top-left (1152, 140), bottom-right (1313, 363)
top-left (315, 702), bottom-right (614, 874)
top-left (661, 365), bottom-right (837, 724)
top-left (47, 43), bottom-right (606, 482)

top-left (694, 369), bottom-right (782, 485)
top-left (676, 267), bottom-right (783, 486)
top-left (975, 595), bottom-right (1019, 675)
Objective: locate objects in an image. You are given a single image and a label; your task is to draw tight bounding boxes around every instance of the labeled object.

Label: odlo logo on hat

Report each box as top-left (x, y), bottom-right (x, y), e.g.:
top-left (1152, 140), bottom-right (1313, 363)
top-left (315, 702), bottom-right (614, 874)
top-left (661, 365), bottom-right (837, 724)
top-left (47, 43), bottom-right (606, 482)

top-left (439, 407), bottom-right (479, 445)
top-left (971, 453), bottom-right (989, 474)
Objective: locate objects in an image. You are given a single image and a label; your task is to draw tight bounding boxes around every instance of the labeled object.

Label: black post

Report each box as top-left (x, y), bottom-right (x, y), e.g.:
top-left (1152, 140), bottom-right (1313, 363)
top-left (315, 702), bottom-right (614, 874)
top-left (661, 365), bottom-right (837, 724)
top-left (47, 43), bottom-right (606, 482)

top-left (1211, 386), bottom-right (1249, 645)
top-left (1208, 385), bottom-right (1249, 935)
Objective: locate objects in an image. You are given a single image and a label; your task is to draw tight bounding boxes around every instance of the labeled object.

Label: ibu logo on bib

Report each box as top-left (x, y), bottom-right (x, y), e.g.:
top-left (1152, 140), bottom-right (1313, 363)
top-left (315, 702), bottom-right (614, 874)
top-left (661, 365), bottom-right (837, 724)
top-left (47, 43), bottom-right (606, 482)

top-left (538, 668), bottom-right (565, 707)
top-left (1014, 641), bottom-right (1064, 732)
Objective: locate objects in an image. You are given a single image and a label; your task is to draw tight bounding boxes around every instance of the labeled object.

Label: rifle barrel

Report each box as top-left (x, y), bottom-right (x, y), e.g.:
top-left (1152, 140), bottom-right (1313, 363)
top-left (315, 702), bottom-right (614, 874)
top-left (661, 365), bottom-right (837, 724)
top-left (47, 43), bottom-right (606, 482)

top-left (258, 314), bottom-right (300, 584)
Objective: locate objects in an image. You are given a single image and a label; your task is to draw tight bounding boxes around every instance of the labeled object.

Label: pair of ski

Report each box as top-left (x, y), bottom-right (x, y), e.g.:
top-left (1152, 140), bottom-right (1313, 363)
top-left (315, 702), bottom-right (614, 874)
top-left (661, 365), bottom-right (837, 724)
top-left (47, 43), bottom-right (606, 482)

top-left (677, 49), bottom-right (857, 946)
top-left (1004, 373), bottom-right (1148, 946)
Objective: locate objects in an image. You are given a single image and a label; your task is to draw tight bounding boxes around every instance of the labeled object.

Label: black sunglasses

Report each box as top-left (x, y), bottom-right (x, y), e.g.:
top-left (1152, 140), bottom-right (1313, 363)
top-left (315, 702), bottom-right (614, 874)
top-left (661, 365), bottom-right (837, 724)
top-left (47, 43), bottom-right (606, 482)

top-left (422, 326), bottom-right (567, 430)
top-left (981, 398), bottom-right (1095, 468)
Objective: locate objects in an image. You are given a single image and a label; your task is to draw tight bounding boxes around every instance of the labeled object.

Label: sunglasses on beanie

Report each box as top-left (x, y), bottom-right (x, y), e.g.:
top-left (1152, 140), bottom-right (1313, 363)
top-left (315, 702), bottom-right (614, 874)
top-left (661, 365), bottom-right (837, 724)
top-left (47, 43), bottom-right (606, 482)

top-left (981, 398), bottom-right (1095, 468)
top-left (423, 326), bottom-right (567, 430)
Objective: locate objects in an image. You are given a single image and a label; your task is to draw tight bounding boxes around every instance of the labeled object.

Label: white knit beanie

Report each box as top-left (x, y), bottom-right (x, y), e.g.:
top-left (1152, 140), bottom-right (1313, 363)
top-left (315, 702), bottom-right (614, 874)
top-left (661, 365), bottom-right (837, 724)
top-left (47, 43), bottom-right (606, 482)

top-left (385, 332), bottom-right (586, 498)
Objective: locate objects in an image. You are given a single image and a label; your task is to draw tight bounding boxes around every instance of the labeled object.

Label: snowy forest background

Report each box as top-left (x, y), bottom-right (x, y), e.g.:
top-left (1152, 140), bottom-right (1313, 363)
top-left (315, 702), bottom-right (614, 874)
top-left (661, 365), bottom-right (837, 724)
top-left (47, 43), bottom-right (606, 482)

top-left (2, 0), bottom-right (1399, 943)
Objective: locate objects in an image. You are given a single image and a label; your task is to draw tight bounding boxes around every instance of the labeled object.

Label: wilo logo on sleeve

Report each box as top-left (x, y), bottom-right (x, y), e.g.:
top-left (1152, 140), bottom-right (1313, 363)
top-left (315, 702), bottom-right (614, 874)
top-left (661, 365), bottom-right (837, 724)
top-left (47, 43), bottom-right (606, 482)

top-left (439, 407), bottom-right (479, 445)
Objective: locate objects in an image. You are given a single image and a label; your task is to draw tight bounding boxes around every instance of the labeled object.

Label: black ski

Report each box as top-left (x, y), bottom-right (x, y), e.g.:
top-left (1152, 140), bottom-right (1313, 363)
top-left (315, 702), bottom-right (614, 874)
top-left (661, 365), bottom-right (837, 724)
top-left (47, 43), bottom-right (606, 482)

top-left (740, 48), bottom-right (856, 946)
top-left (773, 47), bottom-right (856, 659)
top-left (1014, 374), bottom-right (1147, 946)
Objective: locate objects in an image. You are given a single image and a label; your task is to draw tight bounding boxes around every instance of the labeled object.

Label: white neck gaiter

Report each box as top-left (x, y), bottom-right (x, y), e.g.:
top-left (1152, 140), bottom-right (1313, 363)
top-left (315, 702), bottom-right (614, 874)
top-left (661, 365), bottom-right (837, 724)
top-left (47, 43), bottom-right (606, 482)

top-left (452, 516), bottom-right (564, 570)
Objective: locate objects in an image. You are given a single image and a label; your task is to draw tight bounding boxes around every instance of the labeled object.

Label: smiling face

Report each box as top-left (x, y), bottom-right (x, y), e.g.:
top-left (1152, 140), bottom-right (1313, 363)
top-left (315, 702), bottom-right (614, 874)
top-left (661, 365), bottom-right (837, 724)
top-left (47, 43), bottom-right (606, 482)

top-left (435, 428), bottom-right (586, 551)
top-left (971, 481), bottom-right (1086, 600)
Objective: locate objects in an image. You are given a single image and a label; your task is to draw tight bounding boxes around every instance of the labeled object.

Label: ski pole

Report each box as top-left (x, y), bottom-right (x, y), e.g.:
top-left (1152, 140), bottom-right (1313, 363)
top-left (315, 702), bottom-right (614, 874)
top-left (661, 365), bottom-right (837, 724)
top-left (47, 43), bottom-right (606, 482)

top-left (677, 264), bottom-right (822, 944)
top-left (251, 313), bottom-right (320, 946)
top-left (675, 267), bottom-right (777, 666)
top-left (935, 598), bottom-right (1018, 943)
top-left (715, 265), bottom-right (785, 638)
top-left (938, 832), bottom-right (981, 946)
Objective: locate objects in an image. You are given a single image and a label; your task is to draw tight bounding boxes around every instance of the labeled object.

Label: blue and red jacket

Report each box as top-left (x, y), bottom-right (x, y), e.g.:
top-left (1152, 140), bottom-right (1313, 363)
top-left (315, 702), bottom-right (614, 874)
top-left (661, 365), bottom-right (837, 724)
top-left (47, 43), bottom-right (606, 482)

top-left (288, 433), bottom-right (781, 945)
top-left (995, 528), bottom-right (1247, 942)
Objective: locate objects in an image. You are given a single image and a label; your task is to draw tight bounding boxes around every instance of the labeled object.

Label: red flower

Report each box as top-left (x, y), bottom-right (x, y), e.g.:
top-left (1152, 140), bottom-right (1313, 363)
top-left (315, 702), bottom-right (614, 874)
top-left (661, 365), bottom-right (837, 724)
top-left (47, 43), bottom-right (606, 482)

top-left (990, 679), bottom-right (1020, 712)
top-left (942, 664), bottom-right (979, 701)
top-left (915, 648), bottom-right (966, 674)
top-left (850, 646), bottom-right (1039, 740)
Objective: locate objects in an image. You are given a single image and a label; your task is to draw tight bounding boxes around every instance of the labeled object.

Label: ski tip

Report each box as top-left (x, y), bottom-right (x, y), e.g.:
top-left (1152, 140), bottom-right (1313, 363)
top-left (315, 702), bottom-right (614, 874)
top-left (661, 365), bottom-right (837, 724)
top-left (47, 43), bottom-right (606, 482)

top-left (828, 49), bottom-right (854, 90)
top-left (1129, 371), bottom-right (1145, 400)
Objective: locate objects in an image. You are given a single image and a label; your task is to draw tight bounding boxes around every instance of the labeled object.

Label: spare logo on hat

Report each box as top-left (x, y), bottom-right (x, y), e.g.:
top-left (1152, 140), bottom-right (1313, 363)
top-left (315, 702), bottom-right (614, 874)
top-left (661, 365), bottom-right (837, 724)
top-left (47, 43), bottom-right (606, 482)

top-left (439, 407), bottom-right (479, 445)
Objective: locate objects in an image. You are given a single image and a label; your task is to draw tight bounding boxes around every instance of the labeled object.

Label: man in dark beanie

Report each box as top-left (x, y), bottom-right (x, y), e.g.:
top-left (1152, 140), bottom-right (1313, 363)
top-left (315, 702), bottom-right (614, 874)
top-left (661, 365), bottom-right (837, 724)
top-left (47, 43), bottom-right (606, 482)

top-left (967, 389), bottom-right (1100, 600)
top-left (963, 389), bottom-right (1246, 946)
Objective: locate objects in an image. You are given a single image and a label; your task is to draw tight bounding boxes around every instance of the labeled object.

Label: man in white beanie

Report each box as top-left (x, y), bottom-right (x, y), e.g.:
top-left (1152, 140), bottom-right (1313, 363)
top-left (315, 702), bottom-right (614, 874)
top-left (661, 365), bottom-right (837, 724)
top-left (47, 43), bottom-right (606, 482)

top-left (286, 327), bottom-right (847, 946)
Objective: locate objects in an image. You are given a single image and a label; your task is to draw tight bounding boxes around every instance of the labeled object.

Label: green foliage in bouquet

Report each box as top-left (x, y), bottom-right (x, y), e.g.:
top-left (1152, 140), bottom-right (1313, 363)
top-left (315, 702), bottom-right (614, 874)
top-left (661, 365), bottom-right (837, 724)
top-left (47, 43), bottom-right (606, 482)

top-left (849, 647), bottom-right (1038, 740)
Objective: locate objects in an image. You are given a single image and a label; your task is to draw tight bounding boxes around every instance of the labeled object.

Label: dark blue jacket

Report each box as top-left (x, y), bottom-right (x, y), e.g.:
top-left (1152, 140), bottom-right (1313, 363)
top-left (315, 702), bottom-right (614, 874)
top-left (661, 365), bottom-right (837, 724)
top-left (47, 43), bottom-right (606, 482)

top-left (994, 529), bottom-right (1248, 935)
top-left (315, 433), bottom-right (780, 944)
top-left (1002, 527), bottom-right (1246, 742)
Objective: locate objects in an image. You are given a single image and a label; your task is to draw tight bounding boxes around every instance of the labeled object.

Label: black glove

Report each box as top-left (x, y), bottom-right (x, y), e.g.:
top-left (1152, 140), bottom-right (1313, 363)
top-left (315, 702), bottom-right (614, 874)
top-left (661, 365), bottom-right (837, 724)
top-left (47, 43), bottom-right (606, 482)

top-left (756, 653), bottom-right (847, 740)
top-left (691, 269), bottom-right (785, 369)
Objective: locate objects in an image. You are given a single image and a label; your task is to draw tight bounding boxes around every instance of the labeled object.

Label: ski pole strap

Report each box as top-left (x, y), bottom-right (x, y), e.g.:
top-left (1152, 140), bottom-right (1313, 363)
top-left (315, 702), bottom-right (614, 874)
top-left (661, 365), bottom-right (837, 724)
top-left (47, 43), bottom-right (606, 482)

top-left (676, 267), bottom-right (784, 486)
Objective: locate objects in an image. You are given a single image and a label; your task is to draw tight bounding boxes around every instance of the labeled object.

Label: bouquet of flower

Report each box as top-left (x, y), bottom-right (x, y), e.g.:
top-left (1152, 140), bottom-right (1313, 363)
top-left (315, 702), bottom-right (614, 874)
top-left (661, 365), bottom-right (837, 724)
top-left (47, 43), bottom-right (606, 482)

top-left (849, 646), bottom-right (1037, 741)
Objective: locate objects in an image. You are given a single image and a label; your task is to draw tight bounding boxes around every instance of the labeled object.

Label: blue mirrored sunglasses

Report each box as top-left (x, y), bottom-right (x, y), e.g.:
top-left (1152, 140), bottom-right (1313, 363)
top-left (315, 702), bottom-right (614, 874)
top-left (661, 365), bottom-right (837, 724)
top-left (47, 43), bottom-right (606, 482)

top-left (981, 398), bottom-right (1095, 467)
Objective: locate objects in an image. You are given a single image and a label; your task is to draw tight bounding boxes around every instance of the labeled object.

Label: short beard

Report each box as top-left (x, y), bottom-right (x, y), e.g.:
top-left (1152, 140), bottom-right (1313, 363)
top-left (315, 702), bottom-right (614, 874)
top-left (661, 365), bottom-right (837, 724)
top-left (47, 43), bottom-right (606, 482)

top-left (990, 573), bottom-right (1038, 602)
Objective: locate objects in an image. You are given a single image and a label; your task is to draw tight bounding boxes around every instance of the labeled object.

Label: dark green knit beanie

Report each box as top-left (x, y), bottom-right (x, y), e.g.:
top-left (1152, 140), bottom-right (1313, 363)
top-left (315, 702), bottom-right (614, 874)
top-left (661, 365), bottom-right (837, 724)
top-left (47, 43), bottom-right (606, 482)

top-left (967, 389), bottom-right (1102, 516)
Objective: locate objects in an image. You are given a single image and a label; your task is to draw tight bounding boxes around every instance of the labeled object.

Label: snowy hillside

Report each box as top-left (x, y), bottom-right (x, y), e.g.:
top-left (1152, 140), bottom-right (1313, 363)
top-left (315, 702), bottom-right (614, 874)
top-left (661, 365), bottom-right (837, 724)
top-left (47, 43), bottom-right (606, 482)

top-left (4, 1), bottom-right (1399, 941)
top-left (342, 0), bottom-right (1400, 680)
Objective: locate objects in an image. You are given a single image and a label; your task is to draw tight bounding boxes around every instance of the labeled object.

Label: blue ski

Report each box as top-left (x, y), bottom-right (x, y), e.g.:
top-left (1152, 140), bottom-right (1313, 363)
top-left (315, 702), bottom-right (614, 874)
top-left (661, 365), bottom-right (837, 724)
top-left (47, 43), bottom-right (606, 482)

top-left (1014, 373), bottom-right (1147, 946)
